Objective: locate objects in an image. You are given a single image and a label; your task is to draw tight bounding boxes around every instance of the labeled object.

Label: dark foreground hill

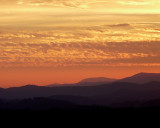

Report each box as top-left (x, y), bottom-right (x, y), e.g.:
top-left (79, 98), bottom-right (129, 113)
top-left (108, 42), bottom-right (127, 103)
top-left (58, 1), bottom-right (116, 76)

top-left (0, 97), bottom-right (76, 110)
top-left (1, 73), bottom-right (160, 120)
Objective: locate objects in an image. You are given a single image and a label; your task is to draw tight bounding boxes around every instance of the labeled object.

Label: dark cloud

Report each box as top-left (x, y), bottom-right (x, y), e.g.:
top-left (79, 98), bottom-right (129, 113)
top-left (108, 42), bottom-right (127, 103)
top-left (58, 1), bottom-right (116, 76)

top-left (107, 23), bottom-right (131, 28)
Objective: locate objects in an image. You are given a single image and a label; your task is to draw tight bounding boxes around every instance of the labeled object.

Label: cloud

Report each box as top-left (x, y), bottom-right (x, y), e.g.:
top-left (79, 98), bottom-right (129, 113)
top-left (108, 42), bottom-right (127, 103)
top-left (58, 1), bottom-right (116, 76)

top-left (0, 0), bottom-right (18, 5)
top-left (0, 0), bottom-right (83, 8)
top-left (0, 21), bottom-right (160, 68)
top-left (0, 0), bottom-right (159, 10)
top-left (3, 0), bottom-right (86, 8)
top-left (0, 39), bottom-right (159, 67)
top-left (107, 23), bottom-right (131, 27)
top-left (118, 0), bottom-right (150, 5)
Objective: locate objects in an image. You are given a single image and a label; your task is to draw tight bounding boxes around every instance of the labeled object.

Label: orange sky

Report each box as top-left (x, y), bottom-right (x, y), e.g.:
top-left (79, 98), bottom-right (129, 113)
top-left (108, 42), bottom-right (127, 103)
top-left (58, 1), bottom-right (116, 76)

top-left (0, 0), bottom-right (160, 87)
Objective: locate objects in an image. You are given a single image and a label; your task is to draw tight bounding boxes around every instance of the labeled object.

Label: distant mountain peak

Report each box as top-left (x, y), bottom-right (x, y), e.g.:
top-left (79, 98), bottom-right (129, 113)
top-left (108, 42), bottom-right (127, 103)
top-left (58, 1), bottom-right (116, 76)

top-left (47, 77), bottom-right (118, 87)
top-left (79, 77), bottom-right (117, 83)
top-left (136, 72), bottom-right (147, 75)
top-left (22, 85), bottom-right (38, 87)
top-left (119, 72), bottom-right (160, 84)
top-left (135, 72), bottom-right (160, 75)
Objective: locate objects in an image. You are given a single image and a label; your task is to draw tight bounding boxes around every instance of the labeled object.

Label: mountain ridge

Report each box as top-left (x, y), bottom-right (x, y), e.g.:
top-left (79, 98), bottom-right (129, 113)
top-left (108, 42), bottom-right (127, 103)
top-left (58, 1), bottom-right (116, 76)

top-left (1, 80), bottom-right (160, 106)
top-left (79, 77), bottom-right (117, 83)
top-left (118, 72), bottom-right (160, 84)
top-left (47, 77), bottom-right (118, 87)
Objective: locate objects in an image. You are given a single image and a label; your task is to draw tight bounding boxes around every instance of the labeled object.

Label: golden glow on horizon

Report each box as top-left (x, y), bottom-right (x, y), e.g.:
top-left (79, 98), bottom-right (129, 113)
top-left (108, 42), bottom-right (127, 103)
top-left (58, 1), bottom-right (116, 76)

top-left (0, 0), bottom-right (160, 87)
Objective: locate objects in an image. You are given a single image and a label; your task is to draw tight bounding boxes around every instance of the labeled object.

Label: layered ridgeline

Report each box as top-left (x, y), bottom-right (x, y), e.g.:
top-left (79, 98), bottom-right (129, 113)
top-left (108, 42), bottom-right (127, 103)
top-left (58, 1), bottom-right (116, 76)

top-left (0, 73), bottom-right (160, 108)
top-left (47, 77), bottom-right (117, 87)
top-left (118, 72), bottom-right (160, 84)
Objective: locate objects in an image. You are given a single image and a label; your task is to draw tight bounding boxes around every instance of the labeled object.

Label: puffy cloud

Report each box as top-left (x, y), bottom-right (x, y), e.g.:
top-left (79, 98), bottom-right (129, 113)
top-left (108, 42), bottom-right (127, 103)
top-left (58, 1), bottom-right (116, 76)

top-left (0, 35), bottom-right (160, 68)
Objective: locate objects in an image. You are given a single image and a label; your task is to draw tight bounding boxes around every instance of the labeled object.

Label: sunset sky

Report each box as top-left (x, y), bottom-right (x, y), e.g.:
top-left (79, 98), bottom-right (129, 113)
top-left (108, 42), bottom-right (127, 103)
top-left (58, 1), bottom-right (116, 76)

top-left (0, 0), bottom-right (160, 87)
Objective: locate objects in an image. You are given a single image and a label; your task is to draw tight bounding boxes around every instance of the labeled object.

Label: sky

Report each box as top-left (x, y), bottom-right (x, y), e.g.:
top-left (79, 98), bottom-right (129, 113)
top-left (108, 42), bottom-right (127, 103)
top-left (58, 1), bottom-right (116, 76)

top-left (0, 0), bottom-right (160, 87)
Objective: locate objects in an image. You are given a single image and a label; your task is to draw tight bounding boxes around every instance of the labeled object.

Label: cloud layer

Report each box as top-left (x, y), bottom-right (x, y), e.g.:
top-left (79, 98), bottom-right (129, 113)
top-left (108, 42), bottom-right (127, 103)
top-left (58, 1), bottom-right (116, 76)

top-left (0, 22), bottom-right (160, 68)
top-left (0, 0), bottom-right (160, 68)
top-left (0, 0), bottom-right (160, 11)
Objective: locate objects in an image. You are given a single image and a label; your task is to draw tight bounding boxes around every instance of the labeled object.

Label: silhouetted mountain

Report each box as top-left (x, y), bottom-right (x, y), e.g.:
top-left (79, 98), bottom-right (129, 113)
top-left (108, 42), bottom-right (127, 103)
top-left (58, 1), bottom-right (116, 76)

top-left (1, 81), bottom-right (160, 106)
top-left (118, 72), bottom-right (160, 84)
top-left (47, 83), bottom-right (75, 87)
top-left (48, 77), bottom-right (117, 87)
top-left (79, 77), bottom-right (117, 83)
top-left (76, 77), bottom-right (117, 86)
top-left (2, 73), bottom-right (160, 113)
